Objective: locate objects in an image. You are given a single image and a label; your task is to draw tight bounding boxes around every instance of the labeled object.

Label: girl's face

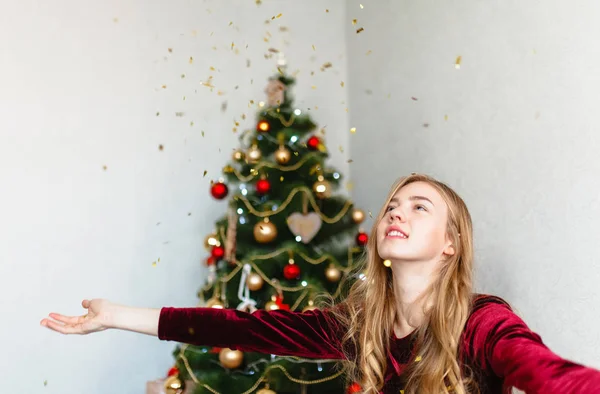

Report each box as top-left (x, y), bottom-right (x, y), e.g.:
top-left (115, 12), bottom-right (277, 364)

top-left (376, 181), bottom-right (455, 264)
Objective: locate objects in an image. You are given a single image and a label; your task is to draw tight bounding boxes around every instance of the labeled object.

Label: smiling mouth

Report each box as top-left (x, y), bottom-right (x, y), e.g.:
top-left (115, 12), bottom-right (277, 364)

top-left (386, 230), bottom-right (408, 239)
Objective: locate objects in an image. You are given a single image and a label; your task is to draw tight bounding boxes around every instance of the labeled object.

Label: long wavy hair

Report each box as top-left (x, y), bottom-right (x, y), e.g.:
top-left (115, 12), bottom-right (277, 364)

top-left (328, 173), bottom-right (477, 394)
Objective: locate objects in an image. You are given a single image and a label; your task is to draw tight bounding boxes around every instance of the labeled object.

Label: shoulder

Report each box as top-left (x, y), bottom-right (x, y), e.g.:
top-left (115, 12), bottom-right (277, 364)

top-left (470, 293), bottom-right (513, 315)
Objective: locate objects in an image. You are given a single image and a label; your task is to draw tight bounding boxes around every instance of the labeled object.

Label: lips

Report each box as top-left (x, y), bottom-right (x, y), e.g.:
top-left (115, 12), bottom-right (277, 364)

top-left (385, 226), bottom-right (409, 238)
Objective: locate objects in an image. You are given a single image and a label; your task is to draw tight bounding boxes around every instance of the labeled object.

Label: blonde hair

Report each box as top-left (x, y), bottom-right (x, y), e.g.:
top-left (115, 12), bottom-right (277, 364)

top-left (327, 173), bottom-right (477, 394)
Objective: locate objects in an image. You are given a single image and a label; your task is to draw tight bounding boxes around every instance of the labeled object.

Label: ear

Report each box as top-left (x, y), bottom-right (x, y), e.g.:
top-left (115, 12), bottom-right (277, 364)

top-left (443, 239), bottom-right (455, 256)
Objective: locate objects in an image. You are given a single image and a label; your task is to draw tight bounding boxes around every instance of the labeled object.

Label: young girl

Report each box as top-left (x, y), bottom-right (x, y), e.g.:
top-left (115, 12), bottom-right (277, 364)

top-left (41, 173), bottom-right (600, 394)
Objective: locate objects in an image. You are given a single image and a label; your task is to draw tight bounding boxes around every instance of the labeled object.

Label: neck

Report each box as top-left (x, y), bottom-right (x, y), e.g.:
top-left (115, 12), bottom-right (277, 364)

top-left (390, 259), bottom-right (438, 337)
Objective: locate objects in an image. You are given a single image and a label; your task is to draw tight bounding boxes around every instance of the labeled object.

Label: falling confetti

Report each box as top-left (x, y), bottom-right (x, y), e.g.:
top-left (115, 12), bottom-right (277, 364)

top-left (44, 380), bottom-right (48, 386)
top-left (229, 21), bottom-right (233, 26)
top-left (188, 212), bottom-right (192, 216)
top-left (181, 74), bottom-right (185, 79)
top-left (455, 55), bottom-right (462, 69)
top-left (346, 182), bottom-right (354, 191)
top-left (102, 165), bottom-right (107, 171)
top-left (190, 121), bottom-right (194, 126)
top-left (203, 170), bottom-right (208, 177)
top-left (411, 97), bottom-right (418, 101)
top-left (189, 57), bottom-right (193, 64)
top-left (352, 19), bottom-right (358, 25)
top-left (369, 211), bottom-right (373, 218)
top-left (312, 45), bottom-right (316, 51)
top-left (347, 159), bottom-right (353, 163)
top-left (444, 115), bottom-right (448, 121)
top-left (339, 146), bottom-right (344, 153)
top-left (201, 131), bottom-right (205, 137)
top-left (152, 261), bottom-right (157, 267)
top-left (356, 27), bottom-right (364, 34)
top-left (311, 85), bottom-right (317, 89)
top-left (320, 62), bottom-right (332, 71)
top-left (161, 85), bottom-right (167, 89)
top-left (175, 112), bottom-right (185, 117)
top-left (360, 4), bottom-right (364, 8)
top-left (341, 81), bottom-right (345, 87)
top-left (423, 123), bottom-right (429, 128)
top-left (159, 144), bottom-right (164, 150)
top-left (221, 102), bottom-right (228, 112)
top-left (350, 127), bottom-right (356, 133)
top-left (326, 9), bottom-right (329, 12)
top-left (366, 50), bottom-right (372, 55)
top-left (156, 112), bottom-right (160, 116)
top-left (189, 327), bottom-right (195, 335)
top-left (272, 13), bottom-right (283, 20)
top-left (168, 48), bottom-right (173, 53)
top-left (113, 18), bottom-right (119, 23)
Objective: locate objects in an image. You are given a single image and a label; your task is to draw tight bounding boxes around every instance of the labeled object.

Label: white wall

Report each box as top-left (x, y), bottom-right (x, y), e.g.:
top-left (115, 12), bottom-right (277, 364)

top-left (347, 0), bottom-right (600, 372)
top-left (0, 1), bottom-right (349, 393)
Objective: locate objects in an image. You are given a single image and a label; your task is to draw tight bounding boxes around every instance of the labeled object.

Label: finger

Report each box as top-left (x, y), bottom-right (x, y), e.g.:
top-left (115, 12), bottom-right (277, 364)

top-left (48, 313), bottom-right (86, 325)
top-left (41, 319), bottom-right (83, 335)
top-left (81, 299), bottom-right (90, 309)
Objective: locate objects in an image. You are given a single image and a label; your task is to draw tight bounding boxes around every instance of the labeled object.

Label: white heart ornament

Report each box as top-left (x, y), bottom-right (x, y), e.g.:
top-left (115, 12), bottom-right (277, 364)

top-left (286, 212), bottom-right (323, 244)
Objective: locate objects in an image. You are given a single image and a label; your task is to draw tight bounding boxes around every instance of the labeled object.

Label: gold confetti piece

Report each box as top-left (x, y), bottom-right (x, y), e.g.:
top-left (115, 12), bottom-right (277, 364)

top-left (161, 85), bottom-right (167, 89)
top-left (44, 380), bottom-right (48, 386)
top-left (152, 261), bottom-right (157, 267)
top-left (444, 115), bottom-right (448, 121)
top-left (347, 159), bottom-right (353, 163)
top-left (326, 9), bottom-right (329, 12)
top-left (387, 93), bottom-right (391, 98)
top-left (175, 112), bottom-right (185, 117)
top-left (268, 48), bottom-right (279, 53)
top-left (188, 327), bottom-right (195, 335)
top-left (346, 182), bottom-right (354, 191)
top-left (256, 0), bottom-right (262, 4)
top-left (191, 30), bottom-right (197, 36)
top-left (357, 27), bottom-right (364, 34)
top-left (294, 152), bottom-right (299, 156)
top-left (272, 13), bottom-right (283, 20)
top-left (189, 56), bottom-right (193, 64)
top-left (221, 101), bottom-right (228, 112)
top-left (158, 258), bottom-right (160, 262)
top-left (360, 4), bottom-right (364, 8)
top-left (315, 106), bottom-right (319, 110)
top-left (350, 127), bottom-right (356, 133)
top-left (113, 17), bottom-right (119, 23)
top-left (369, 211), bottom-right (373, 218)
top-left (311, 85), bottom-right (317, 89)
top-left (312, 44), bottom-right (316, 51)
top-left (532, 49), bottom-right (537, 54)
top-left (455, 55), bottom-right (462, 69)
top-left (320, 62), bottom-right (332, 71)
top-left (168, 48), bottom-right (173, 53)
top-left (280, 176), bottom-right (284, 182)
top-left (231, 42), bottom-right (235, 49)
top-left (201, 131), bottom-right (205, 137)
top-left (158, 144), bottom-right (164, 150)
top-left (277, 67), bottom-right (284, 75)
top-left (218, 91), bottom-right (225, 95)
top-left (366, 50), bottom-right (372, 55)
top-left (210, 66), bottom-right (216, 71)
top-left (415, 355), bottom-right (422, 362)
top-left (229, 21), bottom-right (233, 26)
top-left (156, 112), bottom-right (160, 116)
top-left (352, 19), bottom-right (357, 25)
top-left (103, 165), bottom-right (107, 171)
top-left (339, 145), bottom-right (344, 153)
top-left (250, 168), bottom-right (259, 176)
top-left (241, 114), bottom-right (246, 120)
top-left (341, 81), bottom-right (345, 87)
top-left (203, 170), bottom-right (207, 177)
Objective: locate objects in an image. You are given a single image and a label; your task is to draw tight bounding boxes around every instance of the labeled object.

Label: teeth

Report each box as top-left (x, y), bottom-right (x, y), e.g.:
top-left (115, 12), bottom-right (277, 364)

top-left (387, 230), bottom-right (407, 238)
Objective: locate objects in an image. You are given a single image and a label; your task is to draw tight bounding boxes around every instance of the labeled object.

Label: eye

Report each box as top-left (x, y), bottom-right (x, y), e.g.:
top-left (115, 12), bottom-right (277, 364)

top-left (415, 204), bottom-right (427, 212)
top-left (385, 205), bottom-right (395, 212)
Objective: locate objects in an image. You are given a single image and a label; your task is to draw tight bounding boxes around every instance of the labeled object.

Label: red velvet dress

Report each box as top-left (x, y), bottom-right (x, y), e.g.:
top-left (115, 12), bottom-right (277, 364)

top-left (158, 294), bottom-right (600, 393)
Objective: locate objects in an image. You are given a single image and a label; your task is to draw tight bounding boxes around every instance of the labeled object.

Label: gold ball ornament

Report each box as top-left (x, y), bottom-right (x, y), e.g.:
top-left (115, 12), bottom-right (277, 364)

top-left (246, 273), bottom-right (264, 291)
top-left (351, 208), bottom-right (365, 224)
top-left (313, 177), bottom-right (332, 199)
top-left (325, 264), bottom-right (342, 282)
top-left (253, 219), bottom-right (277, 243)
top-left (219, 348), bottom-right (244, 369)
top-left (232, 149), bottom-right (245, 162)
top-left (247, 145), bottom-right (262, 164)
top-left (204, 233), bottom-right (220, 250)
top-left (274, 145), bottom-right (291, 164)
top-left (164, 375), bottom-right (185, 394)
top-left (206, 298), bottom-right (224, 309)
top-left (257, 389), bottom-right (277, 394)
top-left (265, 301), bottom-right (280, 311)
top-left (302, 300), bottom-right (318, 312)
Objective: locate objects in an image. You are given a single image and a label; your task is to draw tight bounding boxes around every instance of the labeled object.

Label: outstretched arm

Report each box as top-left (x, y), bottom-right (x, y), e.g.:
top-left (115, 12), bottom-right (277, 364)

top-left (158, 306), bottom-right (346, 359)
top-left (466, 296), bottom-right (600, 394)
top-left (41, 299), bottom-right (347, 360)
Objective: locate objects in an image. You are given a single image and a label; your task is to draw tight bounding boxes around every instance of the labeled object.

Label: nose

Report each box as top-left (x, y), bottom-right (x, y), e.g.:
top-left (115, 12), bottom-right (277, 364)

top-left (388, 206), bottom-right (406, 222)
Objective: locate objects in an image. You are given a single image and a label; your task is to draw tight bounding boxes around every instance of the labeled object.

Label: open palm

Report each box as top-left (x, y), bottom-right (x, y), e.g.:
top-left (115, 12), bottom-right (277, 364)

top-left (40, 299), bottom-right (112, 335)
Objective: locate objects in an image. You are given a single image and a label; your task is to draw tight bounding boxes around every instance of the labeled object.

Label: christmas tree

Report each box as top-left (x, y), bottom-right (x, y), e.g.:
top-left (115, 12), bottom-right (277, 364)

top-left (162, 56), bottom-right (369, 394)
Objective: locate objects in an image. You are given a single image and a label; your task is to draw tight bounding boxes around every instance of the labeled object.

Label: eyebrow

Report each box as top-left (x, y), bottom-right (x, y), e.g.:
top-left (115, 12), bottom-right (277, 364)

top-left (390, 196), bottom-right (435, 207)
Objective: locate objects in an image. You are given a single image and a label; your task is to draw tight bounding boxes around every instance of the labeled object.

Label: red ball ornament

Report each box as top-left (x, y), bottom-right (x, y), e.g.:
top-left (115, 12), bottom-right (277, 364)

top-left (167, 367), bottom-right (179, 377)
top-left (356, 232), bottom-right (368, 246)
top-left (257, 120), bottom-right (270, 132)
top-left (210, 182), bottom-right (228, 199)
top-left (256, 179), bottom-right (271, 195)
top-left (347, 382), bottom-right (362, 394)
top-left (211, 245), bottom-right (225, 259)
top-left (283, 263), bottom-right (301, 280)
top-left (205, 256), bottom-right (216, 266)
top-left (307, 135), bottom-right (321, 151)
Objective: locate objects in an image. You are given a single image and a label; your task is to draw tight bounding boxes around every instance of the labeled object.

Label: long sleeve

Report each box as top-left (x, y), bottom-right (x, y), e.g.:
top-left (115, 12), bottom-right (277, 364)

top-left (157, 306), bottom-right (346, 359)
top-left (465, 296), bottom-right (600, 393)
